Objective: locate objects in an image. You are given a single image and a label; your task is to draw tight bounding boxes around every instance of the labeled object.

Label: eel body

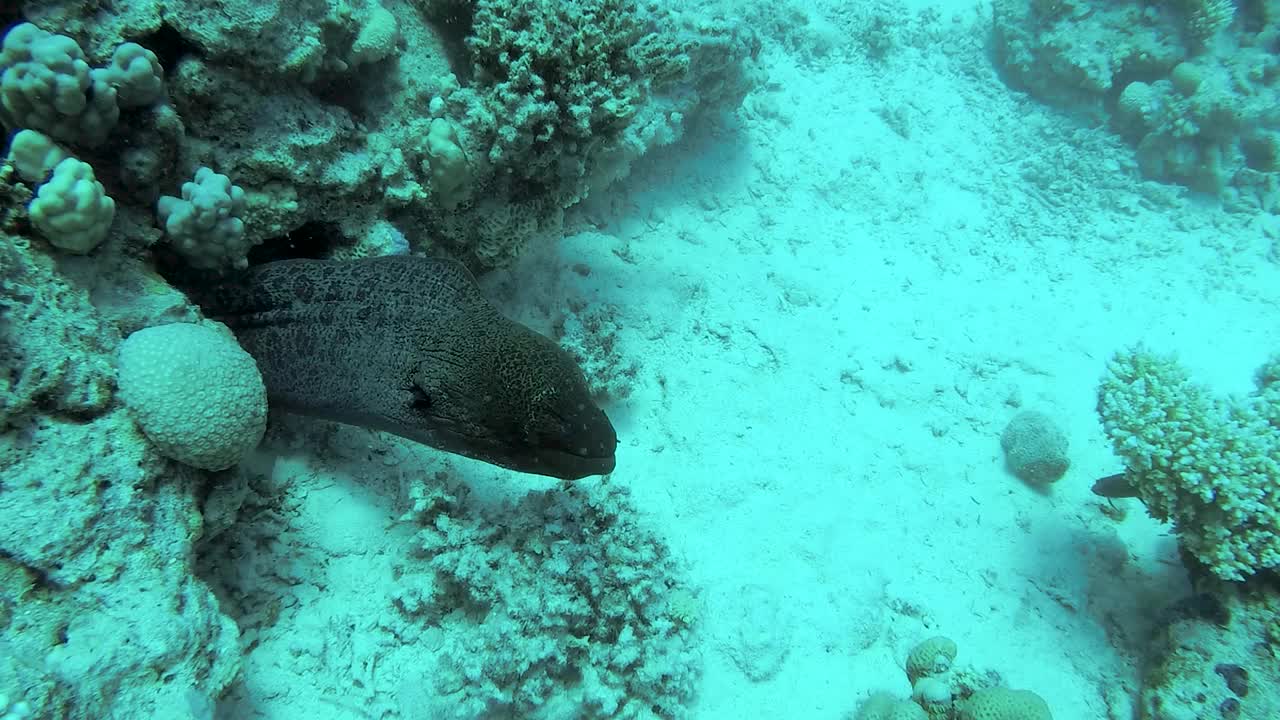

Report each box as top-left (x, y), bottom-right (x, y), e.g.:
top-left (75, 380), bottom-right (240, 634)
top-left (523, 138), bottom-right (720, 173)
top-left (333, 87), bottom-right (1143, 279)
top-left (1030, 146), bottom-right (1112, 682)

top-left (201, 255), bottom-right (617, 479)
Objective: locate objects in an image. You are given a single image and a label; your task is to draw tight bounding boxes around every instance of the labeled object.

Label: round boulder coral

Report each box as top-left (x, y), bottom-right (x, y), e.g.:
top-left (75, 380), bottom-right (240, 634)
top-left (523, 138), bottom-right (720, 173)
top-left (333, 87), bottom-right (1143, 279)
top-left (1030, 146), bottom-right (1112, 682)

top-left (906, 635), bottom-right (959, 683)
top-left (1000, 410), bottom-right (1070, 485)
top-left (117, 321), bottom-right (267, 470)
top-left (855, 691), bottom-right (928, 720)
top-left (955, 688), bottom-right (1052, 720)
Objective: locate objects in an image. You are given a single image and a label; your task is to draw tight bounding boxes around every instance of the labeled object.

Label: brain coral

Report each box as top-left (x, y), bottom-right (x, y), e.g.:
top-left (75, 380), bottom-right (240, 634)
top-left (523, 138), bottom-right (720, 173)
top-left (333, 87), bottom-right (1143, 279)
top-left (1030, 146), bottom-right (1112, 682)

top-left (117, 321), bottom-right (267, 471)
top-left (955, 688), bottom-right (1052, 720)
top-left (906, 635), bottom-right (959, 683)
top-left (1000, 410), bottom-right (1070, 485)
top-left (856, 691), bottom-right (929, 720)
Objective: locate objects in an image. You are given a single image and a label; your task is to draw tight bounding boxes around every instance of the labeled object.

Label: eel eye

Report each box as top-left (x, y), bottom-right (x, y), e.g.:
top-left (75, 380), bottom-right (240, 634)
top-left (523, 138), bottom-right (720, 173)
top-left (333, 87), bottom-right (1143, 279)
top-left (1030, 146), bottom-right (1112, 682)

top-left (409, 384), bottom-right (433, 410)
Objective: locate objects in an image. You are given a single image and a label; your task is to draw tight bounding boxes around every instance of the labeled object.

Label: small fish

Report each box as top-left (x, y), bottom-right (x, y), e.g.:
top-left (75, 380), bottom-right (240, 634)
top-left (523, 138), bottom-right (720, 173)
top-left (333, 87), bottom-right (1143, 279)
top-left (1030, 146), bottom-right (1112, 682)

top-left (1092, 472), bottom-right (1140, 499)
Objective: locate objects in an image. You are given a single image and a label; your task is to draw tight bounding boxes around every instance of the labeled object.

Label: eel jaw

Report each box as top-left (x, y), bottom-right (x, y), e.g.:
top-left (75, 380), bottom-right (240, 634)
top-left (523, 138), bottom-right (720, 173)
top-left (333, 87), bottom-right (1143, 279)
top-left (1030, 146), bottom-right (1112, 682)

top-left (422, 431), bottom-right (616, 480)
top-left (372, 411), bottom-right (617, 481)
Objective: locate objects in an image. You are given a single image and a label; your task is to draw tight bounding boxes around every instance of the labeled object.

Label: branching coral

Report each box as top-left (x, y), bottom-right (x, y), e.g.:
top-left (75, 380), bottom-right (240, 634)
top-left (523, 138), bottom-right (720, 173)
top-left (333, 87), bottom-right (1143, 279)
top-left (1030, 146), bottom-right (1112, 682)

top-left (1097, 347), bottom-right (1280, 581)
top-left (422, 0), bottom-right (760, 269)
top-left (465, 0), bottom-right (646, 183)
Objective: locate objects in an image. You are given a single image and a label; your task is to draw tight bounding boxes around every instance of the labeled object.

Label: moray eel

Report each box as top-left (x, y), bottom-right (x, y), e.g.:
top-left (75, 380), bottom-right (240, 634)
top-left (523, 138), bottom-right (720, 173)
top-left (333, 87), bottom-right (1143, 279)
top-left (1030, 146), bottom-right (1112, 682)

top-left (200, 255), bottom-right (617, 479)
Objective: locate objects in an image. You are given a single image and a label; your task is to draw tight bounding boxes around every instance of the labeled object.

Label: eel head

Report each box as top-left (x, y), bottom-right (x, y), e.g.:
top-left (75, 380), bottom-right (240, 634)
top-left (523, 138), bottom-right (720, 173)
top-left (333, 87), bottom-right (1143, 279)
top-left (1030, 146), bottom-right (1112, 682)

top-left (391, 318), bottom-right (617, 480)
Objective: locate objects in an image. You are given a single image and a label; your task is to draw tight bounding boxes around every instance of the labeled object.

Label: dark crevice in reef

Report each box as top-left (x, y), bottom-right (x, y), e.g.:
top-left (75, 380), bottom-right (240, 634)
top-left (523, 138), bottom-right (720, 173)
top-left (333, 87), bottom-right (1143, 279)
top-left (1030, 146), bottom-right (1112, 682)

top-left (0, 14), bottom-right (21, 35)
top-left (310, 67), bottom-right (392, 119)
top-left (152, 221), bottom-right (350, 299)
top-left (421, 0), bottom-right (476, 84)
top-left (247, 221), bottom-right (350, 265)
top-left (137, 23), bottom-right (201, 76)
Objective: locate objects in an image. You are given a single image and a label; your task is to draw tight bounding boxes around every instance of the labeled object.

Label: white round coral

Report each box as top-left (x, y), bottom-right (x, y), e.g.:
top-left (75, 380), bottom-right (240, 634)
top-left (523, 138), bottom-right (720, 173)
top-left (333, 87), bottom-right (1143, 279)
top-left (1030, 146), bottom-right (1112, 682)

top-left (117, 321), bottom-right (267, 471)
top-left (156, 167), bottom-right (250, 269)
top-left (29, 157), bottom-right (115, 253)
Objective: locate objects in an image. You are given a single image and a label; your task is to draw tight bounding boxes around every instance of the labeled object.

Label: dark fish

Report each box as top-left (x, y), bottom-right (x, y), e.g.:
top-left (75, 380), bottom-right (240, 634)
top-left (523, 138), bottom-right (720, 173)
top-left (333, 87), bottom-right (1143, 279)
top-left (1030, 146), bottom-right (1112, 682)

top-left (1092, 472), bottom-right (1140, 499)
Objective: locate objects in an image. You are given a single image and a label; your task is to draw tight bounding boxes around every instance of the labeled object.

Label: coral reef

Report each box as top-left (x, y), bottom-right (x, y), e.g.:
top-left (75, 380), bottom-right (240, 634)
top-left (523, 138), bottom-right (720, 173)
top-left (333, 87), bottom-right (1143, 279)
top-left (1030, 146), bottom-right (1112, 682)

top-left (0, 235), bottom-right (240, 719)
top-left (7, 0), bottom-right (758, 270)
top-left (991, 0), bottom-right (1280, 208)
top-left (422, 0), bottom-right (762, 269)
top-left (0, 232), bottom-right (115, 425)
top-left (1138, 582), bottom-right (1279, 719)
top-left (850, 634), bottom-right (1053, 720)
top-left (391, 475), bottom-right (701, 718)
top-left (0, 0), bottom-right (753, 713)
top-left (1097, 347), bottom-right (1280, 581)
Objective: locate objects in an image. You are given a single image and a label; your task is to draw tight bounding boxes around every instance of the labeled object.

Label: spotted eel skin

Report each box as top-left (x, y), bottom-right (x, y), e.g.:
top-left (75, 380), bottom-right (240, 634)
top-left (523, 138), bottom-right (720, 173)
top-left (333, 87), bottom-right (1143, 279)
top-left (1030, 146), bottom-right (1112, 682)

top-left (201, 255), bottom-right (617, 479)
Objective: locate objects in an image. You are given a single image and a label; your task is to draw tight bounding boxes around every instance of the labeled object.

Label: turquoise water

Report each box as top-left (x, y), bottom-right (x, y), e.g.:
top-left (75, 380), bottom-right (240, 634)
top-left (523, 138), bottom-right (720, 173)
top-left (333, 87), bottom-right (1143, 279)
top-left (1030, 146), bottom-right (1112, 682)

top-left (1, 0), bottom-right (1278, 718)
